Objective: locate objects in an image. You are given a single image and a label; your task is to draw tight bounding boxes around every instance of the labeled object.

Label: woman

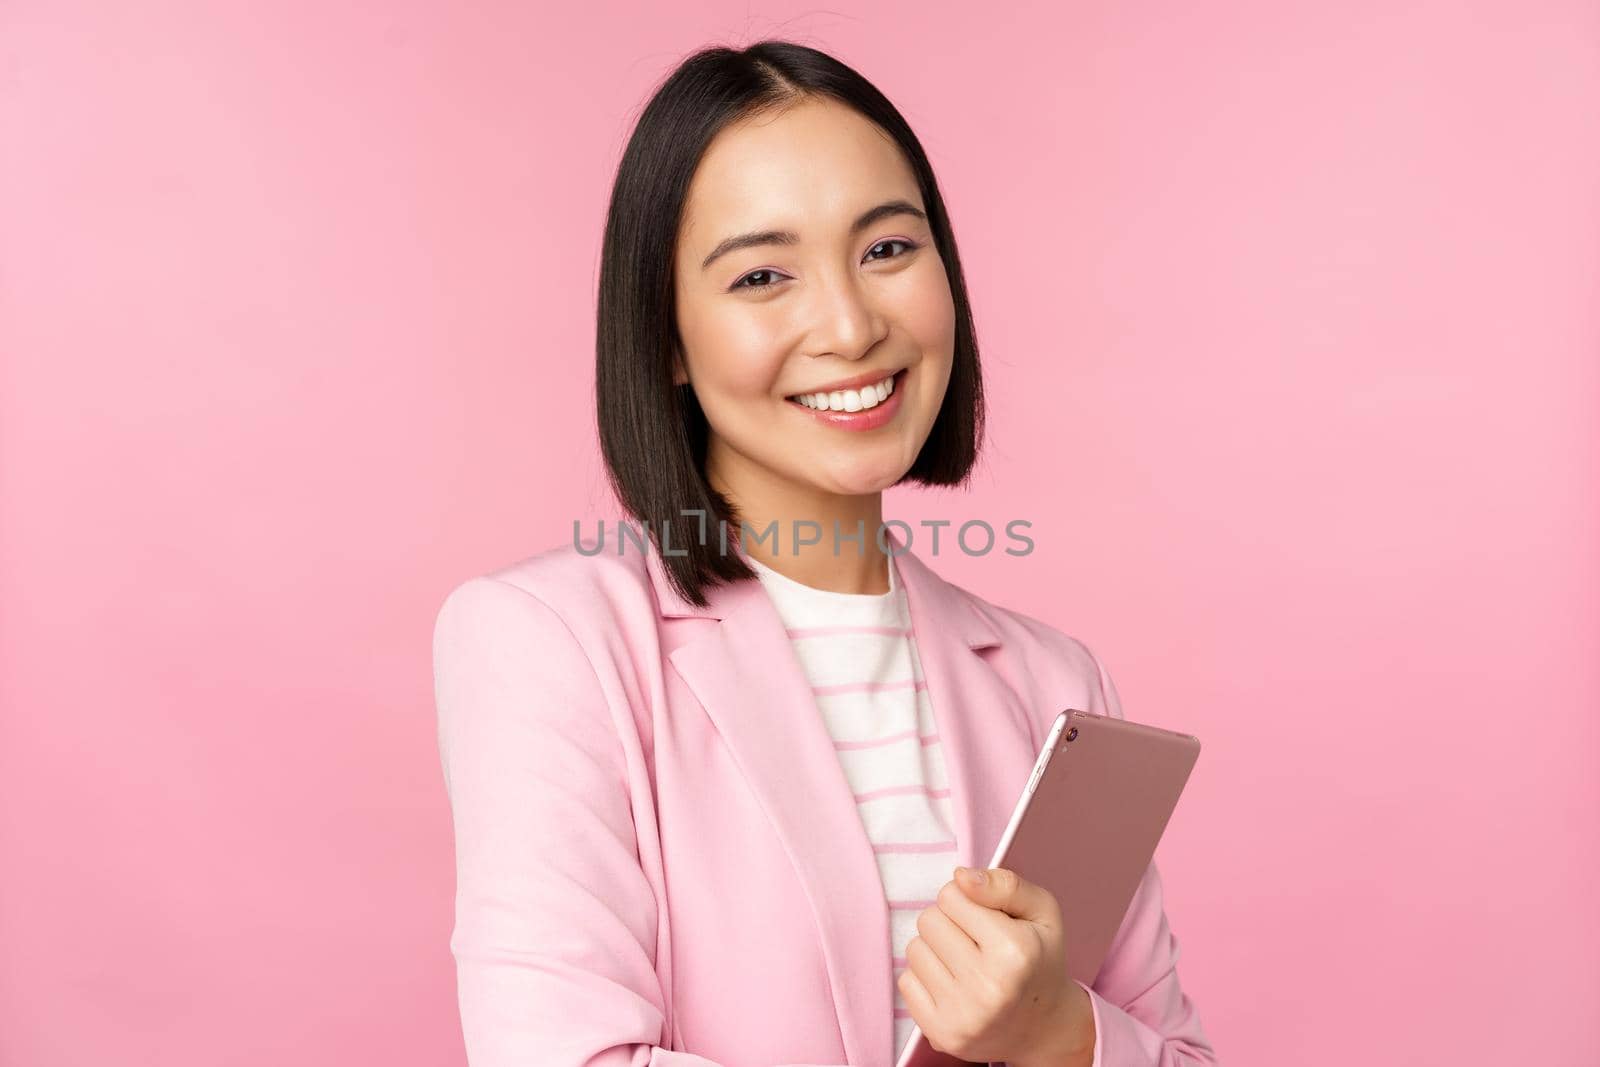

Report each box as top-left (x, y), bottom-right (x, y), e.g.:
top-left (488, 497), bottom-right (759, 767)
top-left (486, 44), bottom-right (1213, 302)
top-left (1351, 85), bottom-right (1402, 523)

top-left (432, 40), bottom-right (1217, 1067)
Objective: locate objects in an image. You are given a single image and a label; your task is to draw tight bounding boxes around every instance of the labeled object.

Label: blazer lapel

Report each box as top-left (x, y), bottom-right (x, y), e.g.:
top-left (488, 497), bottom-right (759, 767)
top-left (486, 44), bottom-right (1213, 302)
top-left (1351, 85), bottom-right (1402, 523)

top-left (647, 531), bottom-right (1039, 1067)
top-left (889, 536), bottom-right (1043, 873)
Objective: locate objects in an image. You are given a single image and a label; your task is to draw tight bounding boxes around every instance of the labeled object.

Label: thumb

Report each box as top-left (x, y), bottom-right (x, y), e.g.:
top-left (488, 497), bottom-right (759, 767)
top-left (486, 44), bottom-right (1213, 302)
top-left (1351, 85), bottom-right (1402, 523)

top-left (956, 866), bottom-right (1058, 924)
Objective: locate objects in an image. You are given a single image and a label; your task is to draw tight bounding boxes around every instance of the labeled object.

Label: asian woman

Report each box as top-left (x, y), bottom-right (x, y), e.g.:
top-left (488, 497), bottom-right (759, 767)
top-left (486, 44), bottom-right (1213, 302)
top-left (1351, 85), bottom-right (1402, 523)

top-left (432, 39), bottom-right (1217, 1067)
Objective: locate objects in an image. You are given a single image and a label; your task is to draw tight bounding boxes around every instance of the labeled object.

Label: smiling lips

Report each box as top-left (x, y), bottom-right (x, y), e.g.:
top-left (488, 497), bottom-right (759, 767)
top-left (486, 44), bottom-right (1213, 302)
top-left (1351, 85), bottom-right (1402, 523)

top-left (785, 369), bottom-right (905, 431)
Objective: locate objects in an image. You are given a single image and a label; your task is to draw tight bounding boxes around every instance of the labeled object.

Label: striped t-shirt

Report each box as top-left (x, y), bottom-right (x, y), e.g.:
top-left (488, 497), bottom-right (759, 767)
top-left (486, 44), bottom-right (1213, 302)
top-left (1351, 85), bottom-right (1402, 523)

top-left (746, 552), bottom-right (955, 1062)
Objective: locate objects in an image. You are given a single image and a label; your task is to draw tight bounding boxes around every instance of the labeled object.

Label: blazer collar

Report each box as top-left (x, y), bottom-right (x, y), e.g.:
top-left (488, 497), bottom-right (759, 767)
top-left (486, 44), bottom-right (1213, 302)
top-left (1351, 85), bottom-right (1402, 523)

top-left (655, 526), bottom-right (1033, 1067)
top-left (644, 525), bottom-right (1002, 651)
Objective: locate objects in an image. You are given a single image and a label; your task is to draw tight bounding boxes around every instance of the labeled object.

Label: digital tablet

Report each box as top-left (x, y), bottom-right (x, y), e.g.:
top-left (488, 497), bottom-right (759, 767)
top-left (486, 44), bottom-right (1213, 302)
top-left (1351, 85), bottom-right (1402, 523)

top-left (894, 708), bottom-right (1202, 1067)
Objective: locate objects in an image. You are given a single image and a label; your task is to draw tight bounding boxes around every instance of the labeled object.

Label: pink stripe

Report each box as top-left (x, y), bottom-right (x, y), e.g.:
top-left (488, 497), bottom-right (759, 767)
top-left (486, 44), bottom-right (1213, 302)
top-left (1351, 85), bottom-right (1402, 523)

top-left (812, 678), bottom-right (927, 696)
top-left (872, 839), bottom-right (958, 854)
top-left (888, 899), bottom-right (938, 909)
top-left (893, 955), bottom-right (907, 967)
top-left (786, 625), bottom-right (912, 638)
top-left (833, 729), bottom-right (941, 751)
top-left (854, 784), bottom-right (953, 802)
top-left (894, 1008), bottom-right (913, 1018)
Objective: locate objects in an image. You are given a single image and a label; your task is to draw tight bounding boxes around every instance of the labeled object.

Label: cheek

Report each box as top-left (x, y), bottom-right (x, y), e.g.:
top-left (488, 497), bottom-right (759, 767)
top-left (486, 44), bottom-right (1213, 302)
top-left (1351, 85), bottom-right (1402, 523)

top-left (892, 263), bottom-right (958, 413)
top-left (897, 261), bottom-right (957, 365)
top-left (678, 302), bottom-right (787, 400)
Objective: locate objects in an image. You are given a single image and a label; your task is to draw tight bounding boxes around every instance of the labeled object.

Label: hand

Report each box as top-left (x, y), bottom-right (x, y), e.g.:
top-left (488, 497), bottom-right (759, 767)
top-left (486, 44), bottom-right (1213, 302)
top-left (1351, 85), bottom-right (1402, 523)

top-left (898, 866), bottom-right (1095, 1067)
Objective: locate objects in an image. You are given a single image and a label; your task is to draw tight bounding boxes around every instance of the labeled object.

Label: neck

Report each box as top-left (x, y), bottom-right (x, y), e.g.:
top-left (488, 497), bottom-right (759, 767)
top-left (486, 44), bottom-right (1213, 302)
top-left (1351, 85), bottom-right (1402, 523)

top-left (708, 454), bottom-right (891, 596)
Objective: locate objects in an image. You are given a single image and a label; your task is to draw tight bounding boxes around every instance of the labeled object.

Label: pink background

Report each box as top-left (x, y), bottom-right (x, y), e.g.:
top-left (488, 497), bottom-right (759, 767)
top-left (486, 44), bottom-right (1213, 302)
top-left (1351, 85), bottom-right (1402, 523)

top-left (3, 3), bottom-right (1596, 1064)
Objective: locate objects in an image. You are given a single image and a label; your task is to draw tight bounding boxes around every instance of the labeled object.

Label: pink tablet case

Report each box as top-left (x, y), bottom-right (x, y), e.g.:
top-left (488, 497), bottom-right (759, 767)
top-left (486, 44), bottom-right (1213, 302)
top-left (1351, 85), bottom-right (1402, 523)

top-left (895, 708), bottom-right (1202, 1067)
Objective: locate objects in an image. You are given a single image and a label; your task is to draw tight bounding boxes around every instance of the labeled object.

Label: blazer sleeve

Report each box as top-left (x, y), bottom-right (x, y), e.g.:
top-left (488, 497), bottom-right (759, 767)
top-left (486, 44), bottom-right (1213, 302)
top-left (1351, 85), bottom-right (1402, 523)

top-left (432, 576), bottom-right (847, 1067)
top-left (1070, 645), bottom-right (1221, 1067)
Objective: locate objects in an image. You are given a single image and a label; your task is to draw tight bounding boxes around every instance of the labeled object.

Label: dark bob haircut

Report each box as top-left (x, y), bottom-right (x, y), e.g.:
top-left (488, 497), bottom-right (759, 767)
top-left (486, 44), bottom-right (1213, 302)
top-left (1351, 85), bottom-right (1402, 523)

top-left (595, 39), bottom-right (985, 607)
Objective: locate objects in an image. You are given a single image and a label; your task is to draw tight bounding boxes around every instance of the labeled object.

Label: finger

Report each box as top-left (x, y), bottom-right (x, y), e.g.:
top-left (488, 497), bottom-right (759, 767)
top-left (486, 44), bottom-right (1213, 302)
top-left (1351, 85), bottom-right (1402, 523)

top-left (967, 866), bottom-right (1063, 928)
top-left (937, 875), bottom-right (1016, 950)
top-left (904, 932), bottom-right (956, 1006)
top-left (985, 870), bottom-right (1062, 927)
top-left (917, 894), bottom-right (984, 981)
top-left (897, 963), bottom-right (938, 1029)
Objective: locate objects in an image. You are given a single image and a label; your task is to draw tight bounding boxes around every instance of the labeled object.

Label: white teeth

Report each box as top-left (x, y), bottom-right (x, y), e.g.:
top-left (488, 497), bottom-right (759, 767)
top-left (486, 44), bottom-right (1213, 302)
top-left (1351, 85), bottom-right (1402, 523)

top-left (792, 373), bottom-right (898, 412)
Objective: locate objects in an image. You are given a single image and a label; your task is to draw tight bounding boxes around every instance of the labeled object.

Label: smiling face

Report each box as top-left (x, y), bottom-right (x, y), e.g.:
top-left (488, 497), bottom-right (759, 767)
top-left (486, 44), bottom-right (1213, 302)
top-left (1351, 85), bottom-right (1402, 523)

top-left (671, 96), bottom-right (957, 513)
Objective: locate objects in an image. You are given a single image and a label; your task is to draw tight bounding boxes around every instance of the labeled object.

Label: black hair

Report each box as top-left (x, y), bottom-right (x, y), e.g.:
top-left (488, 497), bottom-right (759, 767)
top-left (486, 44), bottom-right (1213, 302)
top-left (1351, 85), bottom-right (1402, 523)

top-left (595, 39), bottom-right (985, 607)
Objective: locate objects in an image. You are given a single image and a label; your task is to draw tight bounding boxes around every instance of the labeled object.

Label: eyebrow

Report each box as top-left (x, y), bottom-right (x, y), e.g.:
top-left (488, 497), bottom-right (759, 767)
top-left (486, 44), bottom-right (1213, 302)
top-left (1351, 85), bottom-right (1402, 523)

top-left (699, 198), bottom-right (928, 272)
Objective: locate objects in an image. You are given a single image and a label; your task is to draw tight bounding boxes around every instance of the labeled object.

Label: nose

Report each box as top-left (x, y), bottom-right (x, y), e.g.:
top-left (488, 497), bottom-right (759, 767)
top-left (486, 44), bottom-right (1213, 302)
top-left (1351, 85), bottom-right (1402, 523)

top-left (800, 270), bottom-right (888, 363)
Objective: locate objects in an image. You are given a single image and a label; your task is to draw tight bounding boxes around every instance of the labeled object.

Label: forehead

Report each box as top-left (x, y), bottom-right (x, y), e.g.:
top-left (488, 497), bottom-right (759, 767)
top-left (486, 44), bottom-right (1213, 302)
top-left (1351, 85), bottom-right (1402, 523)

top-left (678, 98), bottom-right (921, 248)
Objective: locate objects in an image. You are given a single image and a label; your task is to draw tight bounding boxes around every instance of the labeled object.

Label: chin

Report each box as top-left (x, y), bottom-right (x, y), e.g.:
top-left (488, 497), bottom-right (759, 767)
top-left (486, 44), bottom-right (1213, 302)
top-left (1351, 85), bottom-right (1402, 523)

top-left (821, 460), bottom-right (911, 498)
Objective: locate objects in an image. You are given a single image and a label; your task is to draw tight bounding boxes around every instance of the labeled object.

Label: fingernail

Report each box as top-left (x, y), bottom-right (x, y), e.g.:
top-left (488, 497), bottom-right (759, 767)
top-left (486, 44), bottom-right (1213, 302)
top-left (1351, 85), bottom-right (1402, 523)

top-left (963, 866), bottom-right (987, 885)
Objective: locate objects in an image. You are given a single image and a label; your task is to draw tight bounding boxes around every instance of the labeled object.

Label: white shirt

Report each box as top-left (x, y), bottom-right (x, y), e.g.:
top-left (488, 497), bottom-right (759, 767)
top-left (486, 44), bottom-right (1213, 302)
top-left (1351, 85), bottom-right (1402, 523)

top-left (747, 552), bottom-right (956, 1062)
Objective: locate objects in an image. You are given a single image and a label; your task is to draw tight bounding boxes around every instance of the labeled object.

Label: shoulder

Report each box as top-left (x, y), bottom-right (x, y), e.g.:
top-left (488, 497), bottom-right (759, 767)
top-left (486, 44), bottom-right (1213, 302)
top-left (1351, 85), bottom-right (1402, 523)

top-left (431, 536), bottom-right (658, 662)
top-left (936, 568), bottom-right (1126, 722)
top-left (429, 542), bottom-right (662, 796)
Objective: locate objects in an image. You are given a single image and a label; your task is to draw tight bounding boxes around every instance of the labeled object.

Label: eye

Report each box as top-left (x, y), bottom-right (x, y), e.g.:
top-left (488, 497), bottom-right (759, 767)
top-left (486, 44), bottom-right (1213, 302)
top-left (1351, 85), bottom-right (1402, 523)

top-left (864, 238), bottom-right (919, 262)
top-left (728, 239), bottom-right (921, 293)
top-left (729, 268), bottom-right (790, 292)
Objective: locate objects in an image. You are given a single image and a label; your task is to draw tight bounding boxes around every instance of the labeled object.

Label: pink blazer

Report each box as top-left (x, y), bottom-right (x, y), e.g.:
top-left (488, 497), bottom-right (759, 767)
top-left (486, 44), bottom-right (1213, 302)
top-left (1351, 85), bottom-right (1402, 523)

top-left (432, 532), bottom-right (1217, 1067)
